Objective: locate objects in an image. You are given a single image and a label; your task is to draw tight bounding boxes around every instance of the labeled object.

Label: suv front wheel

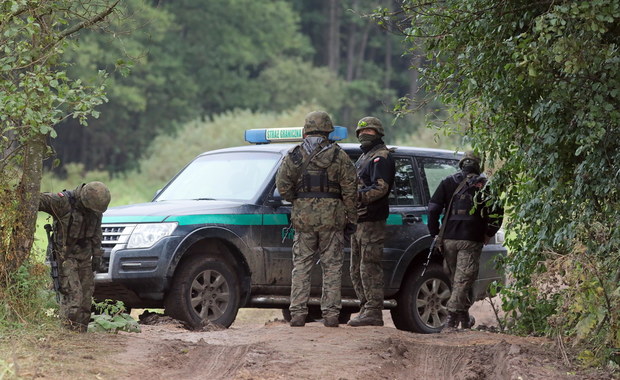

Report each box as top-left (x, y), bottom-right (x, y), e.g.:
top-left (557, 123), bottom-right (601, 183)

top-left (391, 264), bottom-right (451, 333)
top-left (165, 255), bottom-right (240, 328)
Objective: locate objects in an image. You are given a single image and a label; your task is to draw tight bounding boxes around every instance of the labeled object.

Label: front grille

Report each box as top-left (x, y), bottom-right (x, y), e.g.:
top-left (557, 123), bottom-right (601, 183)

top-left (97, 223), bottom-right (136, 274)
top-left (101, 224), bottom-right (136, 250)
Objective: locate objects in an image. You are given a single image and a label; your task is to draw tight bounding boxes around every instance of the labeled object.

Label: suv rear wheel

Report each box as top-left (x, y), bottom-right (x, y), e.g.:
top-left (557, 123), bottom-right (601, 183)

top-left (165, 255), bottom-right (240, 328)
top-left (391, 264), bottom-right (451, 333)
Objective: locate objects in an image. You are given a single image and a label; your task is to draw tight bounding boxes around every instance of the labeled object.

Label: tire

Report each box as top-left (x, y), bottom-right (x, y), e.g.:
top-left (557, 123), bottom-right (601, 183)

top-left (281, 306), bottom-right (351, 324)
top-left (391, 264), bottom-right (451, 333)
top-left (164, 256), bottom-right (240, 328)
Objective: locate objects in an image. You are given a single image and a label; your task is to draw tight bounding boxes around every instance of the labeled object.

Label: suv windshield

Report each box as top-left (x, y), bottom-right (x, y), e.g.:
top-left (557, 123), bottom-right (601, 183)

top-left (155, 151), bottom-right (281, 202)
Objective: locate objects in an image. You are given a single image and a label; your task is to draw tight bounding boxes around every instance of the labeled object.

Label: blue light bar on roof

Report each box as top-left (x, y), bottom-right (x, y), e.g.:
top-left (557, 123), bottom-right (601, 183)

top-left (245, 126), bottom-right (348, 144)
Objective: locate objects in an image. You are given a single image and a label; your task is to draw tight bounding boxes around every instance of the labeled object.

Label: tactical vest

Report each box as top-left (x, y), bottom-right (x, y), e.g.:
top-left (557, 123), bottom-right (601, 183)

top-left (53, 189), bottom-right (100, 251)
top-left (292, 144), bottom-right (342, 199)
top-left (450, 172), bottom-right (487, 221)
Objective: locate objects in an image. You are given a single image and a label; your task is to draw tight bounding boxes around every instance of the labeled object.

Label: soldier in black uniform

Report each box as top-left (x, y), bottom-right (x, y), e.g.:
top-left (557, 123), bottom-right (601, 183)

top-left (348, 116), bottom-right (395, 327)
top-left (428, 151), bottom-right (503, 331)
top-left (39, 181), bottom-right (111, 332)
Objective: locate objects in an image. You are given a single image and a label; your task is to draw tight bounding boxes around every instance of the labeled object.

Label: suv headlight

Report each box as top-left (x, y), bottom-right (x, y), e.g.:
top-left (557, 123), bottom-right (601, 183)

top-left (127, 222), bottom-right (177, 249)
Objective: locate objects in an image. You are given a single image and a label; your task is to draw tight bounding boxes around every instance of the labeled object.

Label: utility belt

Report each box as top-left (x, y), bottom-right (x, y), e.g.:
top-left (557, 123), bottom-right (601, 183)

top-left (295, 173), bottom-right (342, 199)
top-left (296, 192), bottom-right (342, 199)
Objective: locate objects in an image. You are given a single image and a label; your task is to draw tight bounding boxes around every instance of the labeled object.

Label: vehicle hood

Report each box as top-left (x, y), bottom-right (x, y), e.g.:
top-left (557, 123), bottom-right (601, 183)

top-left (102, 200), bottom-right (251, 224)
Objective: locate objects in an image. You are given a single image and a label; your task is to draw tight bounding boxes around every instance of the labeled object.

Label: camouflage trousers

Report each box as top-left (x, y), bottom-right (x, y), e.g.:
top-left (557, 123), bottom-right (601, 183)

top-left (442, 239), bottom-right (483, 313)
top-left (350, 220), bottom-right (385, 311)
top-left (290, 230), bottom-right (344, 319)
top-left (58, 257), bottom-right (94, 332)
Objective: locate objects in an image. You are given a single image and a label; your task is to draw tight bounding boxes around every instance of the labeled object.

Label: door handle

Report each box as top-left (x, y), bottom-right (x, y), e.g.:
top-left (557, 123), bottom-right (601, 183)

top-left (403, 214), bottom-right (422, 224)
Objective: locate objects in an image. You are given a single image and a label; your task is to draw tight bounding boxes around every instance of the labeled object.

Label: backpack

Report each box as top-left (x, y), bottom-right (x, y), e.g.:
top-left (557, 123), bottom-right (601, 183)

top-left (450, 172), bottom-right (487, 221)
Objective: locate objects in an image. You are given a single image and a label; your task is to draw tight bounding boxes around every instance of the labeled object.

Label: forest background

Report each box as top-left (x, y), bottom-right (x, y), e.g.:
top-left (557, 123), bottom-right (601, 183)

top-left (2, 0), bottom-right (619, 373)
top-left (52, 0), bottom-right (446, 177)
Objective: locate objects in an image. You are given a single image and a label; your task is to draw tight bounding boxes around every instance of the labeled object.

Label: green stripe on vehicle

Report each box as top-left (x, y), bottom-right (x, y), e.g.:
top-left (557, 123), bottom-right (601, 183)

top-left (385, 214), bottom-right (429, 225)
top-left (263, 214), bottom-right (289, 225)
top-left (103, 214), bottom-right (290, 226)
top-left (168, 214), bottom-right (263, 226)
top-left (386, 214), bottom-right (402, 225)
top-left (102, 216), bottom-right (167, 224)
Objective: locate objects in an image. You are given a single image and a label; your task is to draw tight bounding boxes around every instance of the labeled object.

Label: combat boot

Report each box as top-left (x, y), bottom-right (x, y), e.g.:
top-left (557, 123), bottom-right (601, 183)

top-left (347, 306), bottom-right (366, 326)
top-left (290, 314), bottom-right (306, 327)
top-left (347, 309), bottom-right (384, 327)
top-left (458, 311), bottom-right (475, 329)
top-left (441, 311), bottom-right (459, 333)
top-left (323, 315), bottom-right (339, 328)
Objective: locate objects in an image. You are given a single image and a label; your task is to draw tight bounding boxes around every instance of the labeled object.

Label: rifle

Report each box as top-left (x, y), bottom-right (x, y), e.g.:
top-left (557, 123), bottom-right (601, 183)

top-left (44, 224), bottom-right (61, 302)
top-left (422, 173), bottom-right (472, 278)
top-left (281, 223), bottom-right (293, 243)
top-left (421, 236), bottom-right (441, 277)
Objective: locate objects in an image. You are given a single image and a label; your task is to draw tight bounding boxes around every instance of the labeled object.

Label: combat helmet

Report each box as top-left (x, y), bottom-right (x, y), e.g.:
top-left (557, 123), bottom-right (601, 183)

top-left (355, 116), bottom-right (384, 137)
top-left (80, 181), bottom-right (111, 213)
top-left (303, 111), bottom-right (334, 135)
top-left (459, 151), bottom-right (482, 171)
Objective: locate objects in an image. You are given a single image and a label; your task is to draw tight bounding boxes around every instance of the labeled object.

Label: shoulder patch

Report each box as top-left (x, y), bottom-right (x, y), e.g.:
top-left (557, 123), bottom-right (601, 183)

top-left (373, 157), bottom-right (381, 163)
top-left (290, 145), bottom-right (303, 165)
top-left (57, 192), bottom-right (65, 197)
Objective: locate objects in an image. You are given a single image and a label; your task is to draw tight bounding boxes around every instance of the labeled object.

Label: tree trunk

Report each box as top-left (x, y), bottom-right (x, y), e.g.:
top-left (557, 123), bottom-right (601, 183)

top-left (345, 0), bottom-right (359, 82)
top-left (409, 53), bottom-right (422, 105)
top-left (354, 24), bottom-right (371, 80)
top-left (384, 1), bottom-right (392, 90)
top-left (327, 0), bottom-right (341, 73)
top-left (1, 134), bottom-right (45, 284)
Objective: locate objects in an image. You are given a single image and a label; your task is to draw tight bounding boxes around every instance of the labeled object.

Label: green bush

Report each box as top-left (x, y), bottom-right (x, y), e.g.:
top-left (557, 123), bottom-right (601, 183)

top-left (89, 299), bottom-right (140, 333)
top-left (0, 260), bottom-right (59, 331)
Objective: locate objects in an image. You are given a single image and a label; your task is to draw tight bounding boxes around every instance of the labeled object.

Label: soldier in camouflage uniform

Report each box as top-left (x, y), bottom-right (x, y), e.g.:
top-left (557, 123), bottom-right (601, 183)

top-left (347, 117), bottom-right (395, 327)
top-left (39, 181), bottom-right (111, 332)
top-left (428, 151), bottom-right (503, 331)
top-left (276, 111), bottom-right (358, 328)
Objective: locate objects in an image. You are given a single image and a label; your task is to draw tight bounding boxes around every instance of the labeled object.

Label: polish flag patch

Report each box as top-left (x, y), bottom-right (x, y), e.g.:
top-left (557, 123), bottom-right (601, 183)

top-left (57, 192), bottom-right (65, 197)
top-left (373, 157), bottom-right (381, 162)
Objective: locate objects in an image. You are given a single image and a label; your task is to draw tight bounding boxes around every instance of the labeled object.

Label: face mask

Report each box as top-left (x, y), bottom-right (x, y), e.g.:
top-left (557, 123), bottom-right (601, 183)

top-left (358, 133), bottom-right (378, 147)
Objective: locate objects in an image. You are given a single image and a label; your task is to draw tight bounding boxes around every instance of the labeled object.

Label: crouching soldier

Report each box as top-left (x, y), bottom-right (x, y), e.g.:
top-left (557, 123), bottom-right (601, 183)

top-left (40, 181), bottom-right (111, 332)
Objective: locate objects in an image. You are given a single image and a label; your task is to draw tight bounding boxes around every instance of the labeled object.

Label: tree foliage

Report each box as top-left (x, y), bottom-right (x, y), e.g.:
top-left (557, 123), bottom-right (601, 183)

top-left (49, 0), bottom-right (435, 173)
top-left (383, 0), bottom-right (620, 365)
top-left (0, 1), bottom-right (117, 290)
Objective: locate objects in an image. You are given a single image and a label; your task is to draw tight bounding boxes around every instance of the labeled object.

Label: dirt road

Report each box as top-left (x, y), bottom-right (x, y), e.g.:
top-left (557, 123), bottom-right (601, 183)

top-left (106, 308), bottom-right (612, 379)
top-left (4, 307), bottom-right (613, 380)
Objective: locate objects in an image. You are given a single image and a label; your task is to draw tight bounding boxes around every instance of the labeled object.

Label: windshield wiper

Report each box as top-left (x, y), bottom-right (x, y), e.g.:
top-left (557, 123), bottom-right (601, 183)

top-left (194, 197), bottom-right (216, 200)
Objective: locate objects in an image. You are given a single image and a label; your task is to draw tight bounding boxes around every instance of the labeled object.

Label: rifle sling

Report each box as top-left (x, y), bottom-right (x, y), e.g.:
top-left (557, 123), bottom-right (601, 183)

top-left (437, 175), bottom-right (470, 241)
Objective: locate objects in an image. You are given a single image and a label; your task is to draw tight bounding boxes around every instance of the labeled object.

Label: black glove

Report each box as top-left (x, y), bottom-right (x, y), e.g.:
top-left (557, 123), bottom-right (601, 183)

top-left (92, 256), bottom-right (103, 272)
top-left (343, 223), bottom-right (357, 243)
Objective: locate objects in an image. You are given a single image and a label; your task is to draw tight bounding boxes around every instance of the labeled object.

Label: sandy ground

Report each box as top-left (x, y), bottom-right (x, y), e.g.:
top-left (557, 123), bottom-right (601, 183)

top-left (2, 302), bottom-right (614, 380)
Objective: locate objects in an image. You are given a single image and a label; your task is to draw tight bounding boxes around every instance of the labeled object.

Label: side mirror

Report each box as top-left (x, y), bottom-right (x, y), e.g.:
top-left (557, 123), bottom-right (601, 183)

top-left (267, 188), bottom-right (290, 208)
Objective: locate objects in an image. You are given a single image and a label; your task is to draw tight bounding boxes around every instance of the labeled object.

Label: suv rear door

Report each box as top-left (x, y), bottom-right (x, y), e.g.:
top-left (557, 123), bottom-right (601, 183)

top-left (381, 155), bottom-right (429, 293)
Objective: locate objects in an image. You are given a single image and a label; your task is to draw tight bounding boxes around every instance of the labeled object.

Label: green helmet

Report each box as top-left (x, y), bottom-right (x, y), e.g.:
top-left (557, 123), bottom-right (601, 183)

top-left (303, 111), bottom-right (334, 135)
top-left (80, 181), bottom-right (111, 213)
top-left (355, 116), bottom-right (384, 137)
top-left (459, 151), bottom-right (482, 170)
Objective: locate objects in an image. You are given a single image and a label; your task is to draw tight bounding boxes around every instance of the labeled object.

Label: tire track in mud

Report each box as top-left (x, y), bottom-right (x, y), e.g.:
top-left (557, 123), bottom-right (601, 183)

top-left (117, 335), bottom-right (264, 380)
top-left (111, 321), bottom-right (613, 380)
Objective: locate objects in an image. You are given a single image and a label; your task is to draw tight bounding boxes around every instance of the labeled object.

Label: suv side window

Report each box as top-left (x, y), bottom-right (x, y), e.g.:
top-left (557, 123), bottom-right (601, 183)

top-left (417, 157), bottom-right (459, 200)
top-left (389, 157), bottom-right (423, 206)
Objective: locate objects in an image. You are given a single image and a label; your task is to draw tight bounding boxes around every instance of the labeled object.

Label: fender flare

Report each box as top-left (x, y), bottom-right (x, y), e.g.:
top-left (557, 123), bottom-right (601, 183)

top-left (387, 234), bottom-right (436, 289)
top-left (166, 226), bottom-right (253, 305)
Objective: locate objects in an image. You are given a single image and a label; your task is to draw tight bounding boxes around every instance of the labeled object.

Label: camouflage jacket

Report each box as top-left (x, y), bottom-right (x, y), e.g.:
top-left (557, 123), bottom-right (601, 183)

top-left (276, 136), bottom-right (358, 232)
top-left (39, 185), bottom-right (104, 261)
